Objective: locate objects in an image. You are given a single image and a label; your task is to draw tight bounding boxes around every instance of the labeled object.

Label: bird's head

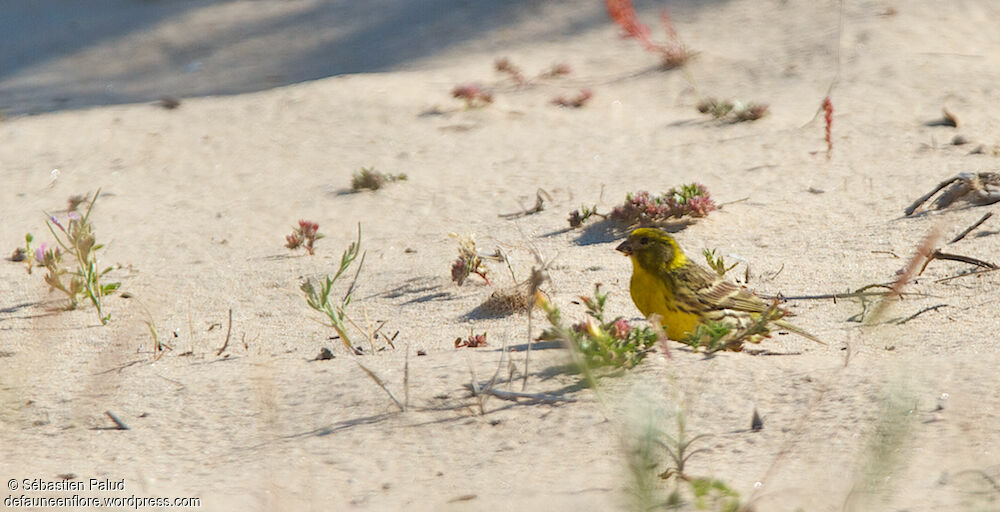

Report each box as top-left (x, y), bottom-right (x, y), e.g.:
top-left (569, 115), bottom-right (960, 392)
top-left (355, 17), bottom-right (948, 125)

top-left (615, 228), bottom-right (688, 271)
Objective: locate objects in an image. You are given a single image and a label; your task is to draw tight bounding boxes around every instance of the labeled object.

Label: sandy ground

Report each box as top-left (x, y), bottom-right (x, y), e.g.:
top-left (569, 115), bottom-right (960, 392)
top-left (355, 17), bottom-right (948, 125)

top-left (3, 1), bottom-right (1000, 510)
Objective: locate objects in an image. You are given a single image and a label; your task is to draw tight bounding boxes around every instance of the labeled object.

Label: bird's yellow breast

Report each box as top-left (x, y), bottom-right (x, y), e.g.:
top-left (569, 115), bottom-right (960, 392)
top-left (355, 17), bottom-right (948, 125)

top-left (628, 257), bottom-right (701, 340)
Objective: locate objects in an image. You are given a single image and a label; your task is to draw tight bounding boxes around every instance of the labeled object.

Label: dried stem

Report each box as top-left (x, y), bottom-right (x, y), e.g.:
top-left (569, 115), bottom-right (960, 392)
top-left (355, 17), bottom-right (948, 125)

top-left (475, 388), bottom-right (576, 404)
top-left (354, 359), bottom-right (405, 412)
top-left (403, 343), bottom-right (411, 411)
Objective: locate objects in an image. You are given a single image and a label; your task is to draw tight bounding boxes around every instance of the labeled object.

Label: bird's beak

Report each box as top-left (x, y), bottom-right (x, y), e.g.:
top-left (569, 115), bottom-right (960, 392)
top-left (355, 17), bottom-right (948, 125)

top-left (615, 240), bottom-right (632, 255)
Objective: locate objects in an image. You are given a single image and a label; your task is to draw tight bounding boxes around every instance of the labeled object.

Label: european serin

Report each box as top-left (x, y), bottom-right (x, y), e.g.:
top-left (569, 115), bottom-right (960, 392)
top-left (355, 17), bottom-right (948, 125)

top-left (615, 228), bottom-right (822, 349)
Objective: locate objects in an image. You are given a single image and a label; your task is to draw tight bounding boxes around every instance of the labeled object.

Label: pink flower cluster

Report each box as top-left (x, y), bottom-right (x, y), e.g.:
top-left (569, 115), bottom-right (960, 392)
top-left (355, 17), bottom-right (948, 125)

top-left (609, 185), bottom-right (715, 225)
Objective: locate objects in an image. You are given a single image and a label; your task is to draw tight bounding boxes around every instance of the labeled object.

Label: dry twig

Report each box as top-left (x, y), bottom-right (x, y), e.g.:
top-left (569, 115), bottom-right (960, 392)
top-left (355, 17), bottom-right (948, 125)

top-left (949, 212), bottom-right (993, 244)
top-left (919, 249), bottom-right (997, 275)
top-left (215, 308), bottom-right (233, 356)
top-left (893, 304), bottom-right (948, 325)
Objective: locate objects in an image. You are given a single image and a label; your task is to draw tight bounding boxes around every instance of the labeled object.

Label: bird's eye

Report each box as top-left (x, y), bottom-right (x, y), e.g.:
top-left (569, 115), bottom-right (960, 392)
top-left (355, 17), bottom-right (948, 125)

top-left (640, 237), bottom-right (650, 245)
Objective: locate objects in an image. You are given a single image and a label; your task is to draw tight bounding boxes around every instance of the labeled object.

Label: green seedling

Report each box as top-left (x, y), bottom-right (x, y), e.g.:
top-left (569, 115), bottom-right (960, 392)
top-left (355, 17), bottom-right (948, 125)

top-left (681, 300), bottom-right (783, 353)
top-left (301, 224), bottom-right (365, 352)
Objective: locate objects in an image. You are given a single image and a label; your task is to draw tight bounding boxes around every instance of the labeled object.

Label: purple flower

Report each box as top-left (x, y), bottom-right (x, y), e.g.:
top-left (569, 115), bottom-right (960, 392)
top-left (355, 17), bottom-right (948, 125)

top-left (34, 243), bottom-right (48, 264)
top-left (50, 216), bottom-right (66, 232)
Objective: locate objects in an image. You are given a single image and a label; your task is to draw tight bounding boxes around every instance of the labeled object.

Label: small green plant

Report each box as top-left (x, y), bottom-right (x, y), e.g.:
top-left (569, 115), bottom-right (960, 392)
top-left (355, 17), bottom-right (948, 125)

top-left (351, 167), bottom-right (407, 191)
top-left (567, 204), bottom-right (601, 227)
top-left (682, 321), bottom-right (733, 353)
top-left (625, 404), bottom-right (663, 511)
top-left (37, 189), bottom-right (120, 324)
top-left (697, 98), bottom-right (769, 123)
top-left (285, 219), bottom-right (324, 255)
top-left (624, 399), bottom-right (741, 512)
top-left (681, 301), bottom-right (783, 353)
top-left (688, 478), bottom-right (741, 512)
top-left (703, 248), bottom-right (737, 277)
top-left (843, 385), bottom-right (917, 512)
top-left (568, 185), bottom-right (716, 228)
top-left (301, 224), bottom-right (364, 352)
top-left (537, 284), bottom-right (659, 369)
top-left (657, 411), bottom-right (712, 482)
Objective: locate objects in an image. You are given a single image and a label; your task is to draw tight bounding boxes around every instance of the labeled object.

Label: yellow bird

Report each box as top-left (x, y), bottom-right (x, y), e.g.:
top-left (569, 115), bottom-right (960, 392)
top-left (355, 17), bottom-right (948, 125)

top-left (615, 227), bottom-right (822, 348)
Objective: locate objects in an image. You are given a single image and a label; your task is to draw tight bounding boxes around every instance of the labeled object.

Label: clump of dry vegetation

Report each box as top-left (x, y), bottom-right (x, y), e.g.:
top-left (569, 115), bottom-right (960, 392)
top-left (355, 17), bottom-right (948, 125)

top-left (351, 167), bottom-right (407, 191)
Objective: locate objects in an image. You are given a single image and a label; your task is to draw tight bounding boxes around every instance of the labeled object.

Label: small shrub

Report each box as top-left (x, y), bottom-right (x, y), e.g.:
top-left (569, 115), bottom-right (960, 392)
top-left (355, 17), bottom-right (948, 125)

top-left (697, 98), bottom-right (769, 123)
top-left (37, 189), bottom-right (120, 324)
top-left (568, 184), bottom-right (716, 229)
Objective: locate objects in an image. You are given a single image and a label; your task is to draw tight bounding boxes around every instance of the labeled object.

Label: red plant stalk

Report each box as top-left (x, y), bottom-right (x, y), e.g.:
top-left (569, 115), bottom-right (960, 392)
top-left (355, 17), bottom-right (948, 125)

top-left (659, 10), bottom-right (679, 44)
top-left (822, 97), bottom-right (833, 158)
top-left (606, 0), bottom-right (657, 51)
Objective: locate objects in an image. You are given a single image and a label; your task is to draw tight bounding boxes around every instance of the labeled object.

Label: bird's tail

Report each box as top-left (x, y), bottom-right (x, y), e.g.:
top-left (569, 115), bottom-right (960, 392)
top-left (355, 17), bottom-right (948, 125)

top-left (773, 319), bottom-right (825, 345)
